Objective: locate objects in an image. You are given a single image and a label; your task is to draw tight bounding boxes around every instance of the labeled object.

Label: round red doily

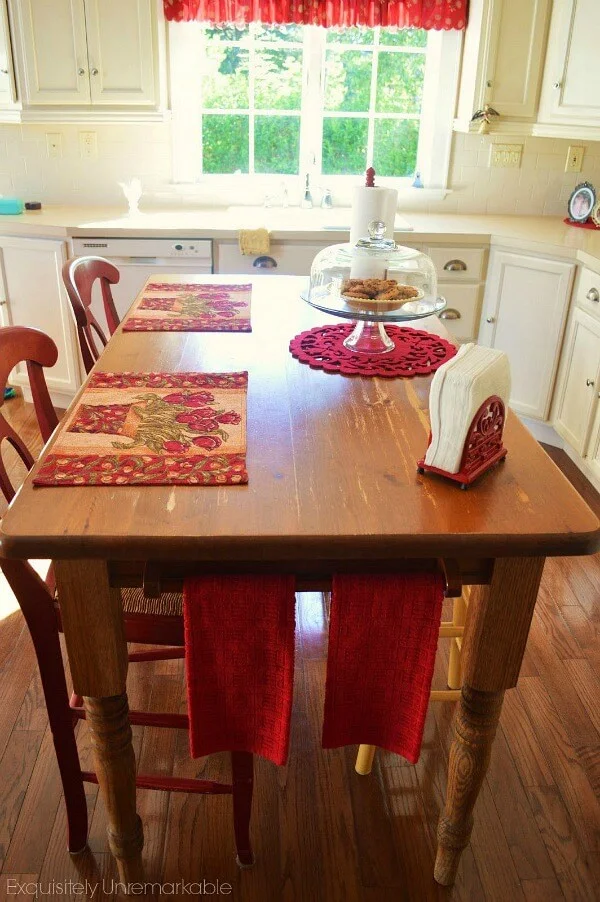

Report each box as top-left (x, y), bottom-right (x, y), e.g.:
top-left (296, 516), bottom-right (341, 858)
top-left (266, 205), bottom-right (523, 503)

top-left (289, 323), bottom-right (456, 378)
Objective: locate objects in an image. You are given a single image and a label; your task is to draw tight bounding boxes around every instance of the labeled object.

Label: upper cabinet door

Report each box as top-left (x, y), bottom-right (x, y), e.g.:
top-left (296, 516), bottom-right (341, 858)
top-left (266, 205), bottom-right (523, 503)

top-left (84, 0), bottom-right (156, 106)
top-left (484, 0), bottom-right (550, 120)
top-left (0, 0), bottom-right (17, 105)
top-left (538, 0), bottom-right (600, 124)
top-left (16, 0), bottom-right (90, 104)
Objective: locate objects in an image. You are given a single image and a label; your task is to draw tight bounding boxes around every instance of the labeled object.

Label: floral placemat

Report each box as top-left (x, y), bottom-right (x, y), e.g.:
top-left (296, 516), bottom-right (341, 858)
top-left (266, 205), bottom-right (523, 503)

top-left (122, 282), bottom-right (252, 332)
top-left (33, 372), bottom-right (248, 487)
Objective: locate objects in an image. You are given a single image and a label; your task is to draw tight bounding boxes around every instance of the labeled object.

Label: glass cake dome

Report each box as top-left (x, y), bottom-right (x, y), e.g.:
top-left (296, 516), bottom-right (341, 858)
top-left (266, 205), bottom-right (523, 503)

top-left (304, 221), bottom-right (445, 355)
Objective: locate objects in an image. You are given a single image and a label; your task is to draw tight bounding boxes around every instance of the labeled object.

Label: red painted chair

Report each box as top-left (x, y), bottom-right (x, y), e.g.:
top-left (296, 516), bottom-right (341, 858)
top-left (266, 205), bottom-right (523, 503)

top-left (62, 256), bottom-right (121, 373)
top-left (0, 325), bottom-right (254, 863)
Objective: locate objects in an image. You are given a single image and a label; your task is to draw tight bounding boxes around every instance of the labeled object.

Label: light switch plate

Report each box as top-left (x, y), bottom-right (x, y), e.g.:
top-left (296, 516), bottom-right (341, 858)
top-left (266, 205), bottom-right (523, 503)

top-left (490, 143), bottom-right (523, 169)
top-left (45, 132), bottom-right (62, 159)
top-left (79, 131), bottom-right (98, 160)
top-left (565, 145), bottom-right (584, 173)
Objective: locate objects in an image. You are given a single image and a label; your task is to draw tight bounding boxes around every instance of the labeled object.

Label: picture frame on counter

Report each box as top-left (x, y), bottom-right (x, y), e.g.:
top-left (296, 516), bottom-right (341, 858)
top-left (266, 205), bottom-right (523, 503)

top-left (567, 182), bottom-right (596, 223)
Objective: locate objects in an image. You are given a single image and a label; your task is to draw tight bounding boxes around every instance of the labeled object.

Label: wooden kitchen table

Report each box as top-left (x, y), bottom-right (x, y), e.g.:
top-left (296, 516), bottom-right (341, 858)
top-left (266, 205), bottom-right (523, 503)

top-left (1, 275), bottom-right (599, 889)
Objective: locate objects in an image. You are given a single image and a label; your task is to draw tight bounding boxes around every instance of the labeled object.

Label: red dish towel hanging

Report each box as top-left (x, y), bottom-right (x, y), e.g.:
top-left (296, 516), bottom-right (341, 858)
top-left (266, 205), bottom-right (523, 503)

top-left (184, 575), bottom-right (296, 765)
top-left (322, 572), bottom-right (445, 764)
top-left (163, 1), bottom-right (469, 30)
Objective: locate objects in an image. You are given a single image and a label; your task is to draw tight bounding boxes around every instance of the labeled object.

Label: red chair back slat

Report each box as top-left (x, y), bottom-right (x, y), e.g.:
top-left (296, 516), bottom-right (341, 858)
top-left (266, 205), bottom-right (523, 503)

top-left (62, 256), bottom-right (120, 373)
top-left (0, 325), bottom-right (59, 502)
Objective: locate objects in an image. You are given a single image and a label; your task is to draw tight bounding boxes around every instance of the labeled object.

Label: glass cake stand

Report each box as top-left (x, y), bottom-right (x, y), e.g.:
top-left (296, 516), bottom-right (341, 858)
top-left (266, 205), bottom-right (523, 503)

top-left (301, 287), bottom-right (447, 355)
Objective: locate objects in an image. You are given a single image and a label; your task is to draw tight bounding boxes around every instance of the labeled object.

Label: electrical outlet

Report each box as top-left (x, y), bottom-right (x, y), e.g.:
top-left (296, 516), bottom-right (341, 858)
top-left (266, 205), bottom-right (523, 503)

top-left (565, 145), bottom-right (584, 173)
top-left (45, 132), bottom-right (62, 159)
top-left (79, 131), bottom-right (98, 160)
top-left (490, 143), bottom-right (523, 169)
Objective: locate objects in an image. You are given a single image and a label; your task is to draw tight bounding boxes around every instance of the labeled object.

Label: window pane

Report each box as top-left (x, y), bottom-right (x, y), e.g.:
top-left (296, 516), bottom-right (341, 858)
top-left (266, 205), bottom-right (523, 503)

top-left (202, 115), bottom-right (249, 173)
top-left (255, 24), bottom-right (303, 43)
top-left (255, 49), bottom-right (303, 110)
top-left (203, 47), bottom-right (249, 109)
top-left (205, 25), bottom-right (250, 42)
top-left (376, 52), bottom-right (425, 114)
top-left (380, 29), bottom-right (427, 47)
top-left (322, 118), bottom-right (368, 175)
top-left (325, 51), bottom-right (372, 112)
top-left (373, 119), bottom-right (419, 177)
top-left (255, 116), bottom-right (300, 174)
top-left (326, 27), bottom-right (375, 45)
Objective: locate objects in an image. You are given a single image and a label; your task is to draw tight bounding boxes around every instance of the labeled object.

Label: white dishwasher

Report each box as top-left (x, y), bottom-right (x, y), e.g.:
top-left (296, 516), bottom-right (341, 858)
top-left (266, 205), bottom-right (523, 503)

top-left (71, 237), bottom-right (213, 328)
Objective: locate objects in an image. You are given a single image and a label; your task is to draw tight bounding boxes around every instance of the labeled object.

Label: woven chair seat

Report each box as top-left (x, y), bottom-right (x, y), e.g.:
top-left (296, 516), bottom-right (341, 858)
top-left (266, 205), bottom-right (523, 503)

top-left (121, 587), bottom-right (183, 618)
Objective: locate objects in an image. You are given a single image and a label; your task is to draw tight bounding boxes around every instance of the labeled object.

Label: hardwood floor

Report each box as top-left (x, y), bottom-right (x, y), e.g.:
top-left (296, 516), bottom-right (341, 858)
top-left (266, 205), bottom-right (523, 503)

top-left (0, 394), bottom-right (599, 901)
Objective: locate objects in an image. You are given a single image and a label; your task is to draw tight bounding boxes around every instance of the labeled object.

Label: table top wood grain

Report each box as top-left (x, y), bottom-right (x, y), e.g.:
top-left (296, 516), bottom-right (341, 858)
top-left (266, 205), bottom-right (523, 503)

top-left (1, 274), bottom-right (599, 563)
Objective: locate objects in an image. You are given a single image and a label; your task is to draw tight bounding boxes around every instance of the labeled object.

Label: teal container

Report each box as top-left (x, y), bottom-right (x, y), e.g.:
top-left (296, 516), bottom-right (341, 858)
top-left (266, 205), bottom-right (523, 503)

top-left (0, 197), bottom-right (24, 214)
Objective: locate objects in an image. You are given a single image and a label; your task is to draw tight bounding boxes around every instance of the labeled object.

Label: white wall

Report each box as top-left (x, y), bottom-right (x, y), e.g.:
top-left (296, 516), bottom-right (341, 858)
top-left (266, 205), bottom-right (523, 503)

top-left (1, 122), bottom-right (599, 216)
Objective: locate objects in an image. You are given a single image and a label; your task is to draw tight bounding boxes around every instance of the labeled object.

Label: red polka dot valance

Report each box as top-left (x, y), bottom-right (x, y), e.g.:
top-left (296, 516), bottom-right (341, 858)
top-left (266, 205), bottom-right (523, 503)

top-left (163, 0), bottom-right (468, 30)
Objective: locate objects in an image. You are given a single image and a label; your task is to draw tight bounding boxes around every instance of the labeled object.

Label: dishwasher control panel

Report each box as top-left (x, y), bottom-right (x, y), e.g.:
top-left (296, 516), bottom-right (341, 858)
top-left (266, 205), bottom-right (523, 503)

top-left (72, 237), bottom-right (213, 262)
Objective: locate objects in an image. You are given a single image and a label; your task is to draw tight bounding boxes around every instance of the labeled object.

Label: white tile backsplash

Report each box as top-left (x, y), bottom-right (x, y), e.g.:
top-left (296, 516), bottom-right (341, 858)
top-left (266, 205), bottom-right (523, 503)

top-left (0, 122), bottom-right (599, 216)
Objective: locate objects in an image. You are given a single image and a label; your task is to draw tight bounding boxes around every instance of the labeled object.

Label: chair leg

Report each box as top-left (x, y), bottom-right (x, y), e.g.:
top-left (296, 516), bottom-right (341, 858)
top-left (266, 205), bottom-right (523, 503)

top-left (231, 752), bottom-right (254, 867)
top-left (355, 744), bottom-right (377, 775)
top-left (1, 561), bottom-right (88, 853)
top-left (447, 593), bottom-right (468, 690)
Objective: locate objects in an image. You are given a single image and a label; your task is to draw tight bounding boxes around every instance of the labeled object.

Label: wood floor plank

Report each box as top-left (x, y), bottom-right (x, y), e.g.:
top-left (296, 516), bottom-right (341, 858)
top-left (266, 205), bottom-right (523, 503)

top-left (499, 690), bottom-right (555, 789)
top-left (518, 678), bottom-right (600, 853)
top-left (0, 729), bottom-right (45, 870)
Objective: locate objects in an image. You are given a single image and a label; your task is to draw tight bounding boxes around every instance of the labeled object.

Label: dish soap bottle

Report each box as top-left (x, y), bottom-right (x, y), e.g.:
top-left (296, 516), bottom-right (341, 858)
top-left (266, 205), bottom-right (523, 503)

top-left (301, 174), bottom-right (313, 209)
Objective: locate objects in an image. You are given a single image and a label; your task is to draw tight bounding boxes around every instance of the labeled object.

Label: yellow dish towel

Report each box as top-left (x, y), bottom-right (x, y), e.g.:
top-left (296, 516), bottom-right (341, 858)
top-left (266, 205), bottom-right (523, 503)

top-left (238, 228), bottom-right (270, 256)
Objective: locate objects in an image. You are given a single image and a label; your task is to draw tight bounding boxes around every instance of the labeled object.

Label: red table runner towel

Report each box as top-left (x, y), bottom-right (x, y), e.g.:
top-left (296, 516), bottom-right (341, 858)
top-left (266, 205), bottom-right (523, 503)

top-left (184, 575), bottom-right (296, 765)
top-left (322, 572), bottom-right (445, 764)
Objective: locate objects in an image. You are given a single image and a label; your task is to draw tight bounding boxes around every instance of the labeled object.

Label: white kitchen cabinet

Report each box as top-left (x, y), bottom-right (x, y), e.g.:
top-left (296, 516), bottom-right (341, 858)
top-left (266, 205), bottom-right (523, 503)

top-left (538, 0), bottom-right (600, 132)
top-left (553, 308), bottom-right (600, 455)
top-left (479, 250), bottom-right (575, 420)
top-left (11, 0), bottom-right (157, 108)
top-left (0, 236), bottom-right (81, 406)
top-left (0, 0), bottom-right (18, 110)
top-left (587, 406), bottom-right (600, 485)
top-left (455, 0), bottom-right (551, 131)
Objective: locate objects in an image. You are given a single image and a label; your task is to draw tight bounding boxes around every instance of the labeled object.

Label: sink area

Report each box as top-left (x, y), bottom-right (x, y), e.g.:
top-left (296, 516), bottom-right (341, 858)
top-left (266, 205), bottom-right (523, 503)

top-left (227, 206), bottom-right (413, 232)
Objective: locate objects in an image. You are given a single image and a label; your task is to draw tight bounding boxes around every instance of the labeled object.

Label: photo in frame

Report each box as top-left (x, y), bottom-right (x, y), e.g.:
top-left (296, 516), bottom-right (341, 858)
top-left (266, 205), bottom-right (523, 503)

top-left (567, 182), bottom-right (596, 223)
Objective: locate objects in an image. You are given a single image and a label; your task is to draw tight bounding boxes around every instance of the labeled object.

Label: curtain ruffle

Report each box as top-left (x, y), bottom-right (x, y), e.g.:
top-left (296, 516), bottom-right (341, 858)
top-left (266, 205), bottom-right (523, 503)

top-left (163, 0), bottom-right (468, 30)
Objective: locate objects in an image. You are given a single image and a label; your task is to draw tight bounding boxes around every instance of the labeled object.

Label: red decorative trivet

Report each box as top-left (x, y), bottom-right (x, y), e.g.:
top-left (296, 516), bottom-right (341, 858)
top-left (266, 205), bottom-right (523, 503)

top-left (289, 323), bottom-right (456, 378)
top-left (417, 395), bottom-right (507, 489)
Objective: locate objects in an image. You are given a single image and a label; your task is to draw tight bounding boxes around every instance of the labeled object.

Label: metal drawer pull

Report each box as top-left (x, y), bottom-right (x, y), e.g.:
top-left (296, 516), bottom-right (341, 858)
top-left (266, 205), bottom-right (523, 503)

top-left (0, 299), bottom-right (7, 306)
top-left (443, 259), bottom-right (467, 272)
top-left (91, 68), bottom-right (99, 76)
top-left (77, 67), bottom-right (85, 76)
top-left (440, 308), bottom-right (461, 320)
top-left (253, 255), bottom-right (277, 269)
top-left (0, 68), bottom-right (8, 75)
top-left (486, 316), bottom-right (495, 323)
top-left (586, 287), bottom-right (600, 303)
top-left (586, 379), bottom-right (595, 387)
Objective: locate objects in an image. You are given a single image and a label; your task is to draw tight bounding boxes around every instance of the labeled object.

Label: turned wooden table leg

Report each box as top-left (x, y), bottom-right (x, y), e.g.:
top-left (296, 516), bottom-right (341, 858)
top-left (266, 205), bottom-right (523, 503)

top-left (434, 557), bottom-right (545, 886)
top-left (54, 560), bottom-right (144, 885)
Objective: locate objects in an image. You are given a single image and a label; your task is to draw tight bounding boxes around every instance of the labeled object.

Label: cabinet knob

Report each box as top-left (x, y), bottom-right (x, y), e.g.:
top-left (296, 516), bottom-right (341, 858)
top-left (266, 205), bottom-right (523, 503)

top-left (486, 316), bottom-right (495, 324)
top-left (553, 81), bottom-right (562, 89)
top-left (586, 379), bottom-right (595, 387)
top-left (439, 308), bottom-right (461, 320)
top-left (91, 68), bottom-right (99, 77)
top-left (586, 287), bottom-right (600, 303)
top-left (0, 68), bottom-right (8, 75)
top-left (77, 67), bottom-right (86, 76)
top-left (0, 299), bottom-right (7, 306)
top-left (443, 259), bottom-right (467, 272)
top-left (253, 255), bottom-right (277, 269)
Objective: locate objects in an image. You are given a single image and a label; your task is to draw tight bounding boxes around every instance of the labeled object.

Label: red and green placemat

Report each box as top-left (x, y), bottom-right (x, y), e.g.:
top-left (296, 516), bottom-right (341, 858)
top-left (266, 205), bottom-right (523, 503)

top-left (33, 372), bottom-right (248, 487)
top-left (122, 282), bottom-right (252, 332)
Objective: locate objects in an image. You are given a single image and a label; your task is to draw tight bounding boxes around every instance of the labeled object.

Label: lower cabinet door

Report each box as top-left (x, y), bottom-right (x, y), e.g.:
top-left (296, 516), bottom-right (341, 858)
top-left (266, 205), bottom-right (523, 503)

top-left (553, 307), bottom-right (600, 456)
top-left (0, 236), bottom-right (81, 402)
top-left (479, 250), bottom-right (575, 420)
top-left (437, 282), bottom-right (482, 341)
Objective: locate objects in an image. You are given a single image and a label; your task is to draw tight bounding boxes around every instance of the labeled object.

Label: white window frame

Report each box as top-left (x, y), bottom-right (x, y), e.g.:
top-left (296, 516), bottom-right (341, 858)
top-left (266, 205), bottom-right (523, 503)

top-left (169, 22), bottom-right (461, 195)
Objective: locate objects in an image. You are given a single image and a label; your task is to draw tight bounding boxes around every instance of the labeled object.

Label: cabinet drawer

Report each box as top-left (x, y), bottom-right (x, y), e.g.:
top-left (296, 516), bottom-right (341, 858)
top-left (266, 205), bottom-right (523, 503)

top-left (426, 246), bottom-right (486, 281)
top-left (575, 266), bottom-right (600, 318)
top-left (216, 242), bottom-right (326, 276)
top-left (437, 282), bottom-right (482, 341)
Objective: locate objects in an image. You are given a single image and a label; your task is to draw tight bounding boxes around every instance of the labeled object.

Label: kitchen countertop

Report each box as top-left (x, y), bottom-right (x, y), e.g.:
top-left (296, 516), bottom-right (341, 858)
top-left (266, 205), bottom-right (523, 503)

top-left (1, 206), bottom-right (600, 271)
